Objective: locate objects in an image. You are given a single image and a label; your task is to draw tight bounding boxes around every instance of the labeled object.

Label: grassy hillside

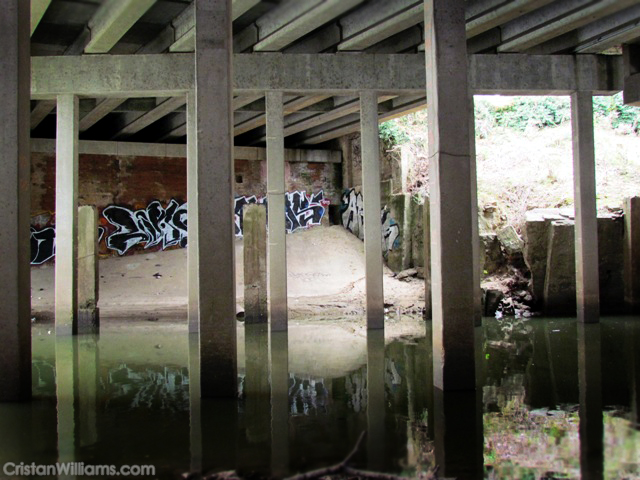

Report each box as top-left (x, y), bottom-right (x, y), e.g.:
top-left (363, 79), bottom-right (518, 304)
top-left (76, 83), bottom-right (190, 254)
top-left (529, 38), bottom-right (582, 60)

top-left (382, 94), bottom-right (640, 234)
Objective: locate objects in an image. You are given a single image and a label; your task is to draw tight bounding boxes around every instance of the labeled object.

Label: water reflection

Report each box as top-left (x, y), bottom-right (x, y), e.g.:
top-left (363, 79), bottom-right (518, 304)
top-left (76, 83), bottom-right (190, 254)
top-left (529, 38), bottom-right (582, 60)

top-left (3, 318), bottom-right (640, 478)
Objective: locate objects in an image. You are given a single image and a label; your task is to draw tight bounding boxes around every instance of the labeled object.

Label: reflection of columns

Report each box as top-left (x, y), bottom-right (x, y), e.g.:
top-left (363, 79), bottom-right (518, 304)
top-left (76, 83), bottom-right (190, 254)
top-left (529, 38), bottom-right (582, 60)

top-left (77, 336), bottom-right (99, 448)
top-left (242, 324), bottom-right (271, 474)
top-left (571, 91), bottom-right (600, 323)
top-left (266, 91), bottom-right (288, 331)
top-left (0, 0), bottom-right (31, 401)
top-left (55, 94), bottom-right (80, 336)
top-left (186, 91), bottom-right (199, 334)
top-left (194, 0), bottom-right (237, 397)
top-left (55, 337), bottom-right (77, 478)
top-left (434, 389), bottom-right (483, 479)
top-left (360, 92), bottom-right (384, 329)
top-left (78, 206), bottom-right (99, 334)
top-left (270, 331), bottom-right (289, 477)
top-left (366, 329), bottom-right (386, 471)
top-left (578, 323), bottom-right (603, 480)
top-left (188, 334), bottom-right (202, 472)
top-left (424, 0), bottom-right (476, 390)
top-left (424, 322), bottom-right (435, 441)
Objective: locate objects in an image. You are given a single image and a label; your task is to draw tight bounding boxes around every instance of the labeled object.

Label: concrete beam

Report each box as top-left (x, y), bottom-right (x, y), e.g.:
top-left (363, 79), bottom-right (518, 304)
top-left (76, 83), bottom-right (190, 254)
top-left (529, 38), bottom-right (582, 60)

top-left (338, 0), bottom-right (423, 51)
top-left (234, 95), bottom-right (330, 135)
top-left (296, 95), bottom-right (425, 145)
top-left (571, 91), bottom-right (600, 323)
top-left (31, 53), bottom-right (625, 98)
top-left (254, 0), bottom-right (364, 52)
top-left (30, 99), bottom-right (56, 129)
top-left (194, 0), bottom-right (237, 398)
top-left (531, 4), bottom-right (640, 54)
top-left (0, 0), bottom-right (31, 401)
top-left (112, 96), bottom-right (186, 139)
top-left (54, 94), bottom-right (79, 336)
top-left (79, 98), bottom-right (127, 132)
top-left (84, 0), bottom-right (157, 54)
top-left (465, 0), bottom-right (554, 39)
top-left (31, 0), bottom-right (52, 36)
top-left (498, 0), bottom-right (638, 53)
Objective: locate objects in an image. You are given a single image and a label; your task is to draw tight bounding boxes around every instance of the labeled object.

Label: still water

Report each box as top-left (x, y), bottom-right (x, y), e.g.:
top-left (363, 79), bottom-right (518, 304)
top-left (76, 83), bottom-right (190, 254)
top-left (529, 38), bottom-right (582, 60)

top-left (1, 317), bottom-right (640, 479)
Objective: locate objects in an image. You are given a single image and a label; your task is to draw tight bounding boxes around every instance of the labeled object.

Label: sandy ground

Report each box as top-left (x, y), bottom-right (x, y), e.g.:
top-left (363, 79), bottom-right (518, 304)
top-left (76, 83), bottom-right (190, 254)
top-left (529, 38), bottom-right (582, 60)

top-left (31, 225), bottom-right (426, 321)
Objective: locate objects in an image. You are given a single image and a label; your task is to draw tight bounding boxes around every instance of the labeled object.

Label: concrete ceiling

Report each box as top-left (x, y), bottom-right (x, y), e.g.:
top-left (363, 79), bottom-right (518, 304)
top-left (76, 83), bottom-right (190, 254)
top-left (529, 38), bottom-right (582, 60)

top-left (29, 0), bottom-right (640, 147)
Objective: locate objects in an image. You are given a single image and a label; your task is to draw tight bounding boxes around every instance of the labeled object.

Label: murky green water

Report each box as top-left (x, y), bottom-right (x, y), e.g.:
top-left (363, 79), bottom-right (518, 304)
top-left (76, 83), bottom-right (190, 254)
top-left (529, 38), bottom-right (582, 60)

top-left (1, 317), bottom-right (640, 479)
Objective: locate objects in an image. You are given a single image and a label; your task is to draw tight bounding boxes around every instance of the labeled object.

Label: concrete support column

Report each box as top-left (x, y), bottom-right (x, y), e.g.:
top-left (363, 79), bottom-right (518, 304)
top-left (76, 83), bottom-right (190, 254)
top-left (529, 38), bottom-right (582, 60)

top-left (571, 91), bottom-right (600, 323)
top-left (78, 206), bottom-right (99, 333)
top-left (244, 204), bottom-right (268, 323)
top-left (360, 91), bottom-right (384, 329)
top-left (266, 91), bottom-right (288, 331)
top-left (186, 91), bottom-right (199, 333)
top-left (624, 197), bottom-right (640, 312)
top-left (423, 197), bottom-right (432, 320)
top-left (469, 94), bottom-right (482, 326)
top-left (194, 0), bottom-right (237, 397)
top-left (55, 94), bottom-right (79, 336)
top-left (0, 0), bottom-right (31, 401)
top-left (424, 0), bottom-right (476, 390)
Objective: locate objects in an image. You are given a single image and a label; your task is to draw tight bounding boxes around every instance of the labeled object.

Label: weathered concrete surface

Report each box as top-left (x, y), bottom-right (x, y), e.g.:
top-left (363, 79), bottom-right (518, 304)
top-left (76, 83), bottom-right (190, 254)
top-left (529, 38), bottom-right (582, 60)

top-left (360, 91), bottom-right (384, 329)
top-left (266, 91), bottom-right (288, 330)
top-left (425, 0), bottom-right (476, 390)
top-left (422, 197), bottom-right (431, 319)
top-left (544, 220), bottom-right (577, 316)
top-left (55, 94), bottom-right (79, 335)
top-left (572, 91), bottom-right (600, 323)
top-left (243, 204), bottom-right (267, 323)
top-left (524, 209), bottom-right (624, 315)
top-left (30, 53), bottom-right (624, 98)
top-left (194, 0), bottom-right (237, 398)
top-left (78, 205), bottom-right (99, 333)
top-left (0, 0), bottom-right (31, 401)
top-left (624, 197), bottom-right (640, 312)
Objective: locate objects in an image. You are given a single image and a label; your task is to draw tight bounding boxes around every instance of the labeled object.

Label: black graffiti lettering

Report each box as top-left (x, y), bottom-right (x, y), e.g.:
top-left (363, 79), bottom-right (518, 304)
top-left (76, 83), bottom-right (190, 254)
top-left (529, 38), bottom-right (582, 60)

top-left (30, 226), bottom-right (56, 265)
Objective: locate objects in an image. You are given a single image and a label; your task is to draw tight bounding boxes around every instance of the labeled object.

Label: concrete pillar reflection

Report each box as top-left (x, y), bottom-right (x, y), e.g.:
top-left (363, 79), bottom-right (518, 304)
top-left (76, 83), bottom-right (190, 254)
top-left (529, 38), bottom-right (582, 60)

top-left (244, 204), bottom-right (268, 323)
top-left (78, 206), bottom-right (99, 333)
top-left (578, 323), bottom-right (603, 480)
top-left (77, 335), bottom-right (99, 448)
top-left (360, 91), bottom-right (385, 329)
top-left (433, 389), bottom-right (483, 480)
top-left (188, 334), bottom-right (202, 472)
top-left (424, 0), bottom-right (476, 390)
top-left (0, 0), bottom-right (31, 401)
top-left (241, 324), bottom-right (271, 475)
top-left (270, 331), bottom-right (289, 477)
top-left (266, 91), bottom-right (288, 331)
top-left (194, 0), bottom-right (237, 397)
top-left (571, 91), bottom-right (600, 323)
top-left (367, 329), bottom-right (386, 471)
top-left (55, 94), bottom-right (80, 336)
top-left (55, 337), bottom-right (77, 479)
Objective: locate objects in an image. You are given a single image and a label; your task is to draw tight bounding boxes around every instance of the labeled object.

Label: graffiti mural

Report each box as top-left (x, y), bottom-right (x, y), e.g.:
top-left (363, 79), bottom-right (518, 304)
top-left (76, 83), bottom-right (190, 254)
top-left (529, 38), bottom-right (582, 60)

top-left (285, 190), bottom-right (330, 233)
top-left (340, 188), bottom-right (400, 254)
top-left (30, 226), bottom-right (56, 265)
top-left (103, 199), bottom-right (188, 255)
top-left (30, 190), bottom-right (330, 262)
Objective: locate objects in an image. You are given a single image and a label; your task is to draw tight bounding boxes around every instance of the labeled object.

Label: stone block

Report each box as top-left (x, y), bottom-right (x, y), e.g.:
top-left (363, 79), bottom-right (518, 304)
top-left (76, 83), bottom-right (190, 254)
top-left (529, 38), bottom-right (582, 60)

top-left (543, 220), bottom-right (577, 315)
top-left (624, 197), bottom-right (640, 312)
top-left (243, 204), bottom-right (268, 324)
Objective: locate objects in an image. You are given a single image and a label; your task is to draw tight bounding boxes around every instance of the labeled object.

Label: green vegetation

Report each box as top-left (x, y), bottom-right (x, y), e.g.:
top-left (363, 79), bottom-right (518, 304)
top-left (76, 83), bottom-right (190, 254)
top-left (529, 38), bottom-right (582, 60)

top-left (380, 94), bottom-right (640, 233)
